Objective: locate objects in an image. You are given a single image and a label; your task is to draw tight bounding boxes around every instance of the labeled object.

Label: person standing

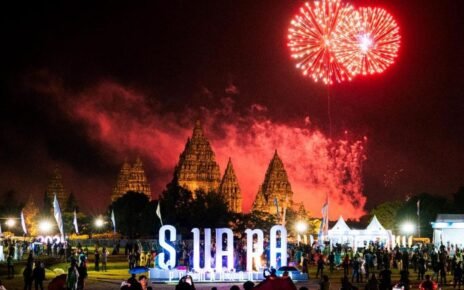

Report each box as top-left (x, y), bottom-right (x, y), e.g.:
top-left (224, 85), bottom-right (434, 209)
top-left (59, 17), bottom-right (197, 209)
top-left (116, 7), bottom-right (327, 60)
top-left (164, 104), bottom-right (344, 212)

top-left (101, 247), bottom-right (108, 272)
top-left (94, 249), bottom-right (100, 272)
top-left (77, 260), bottom-right (88, 290)
top-left (32, 261), bottom-right (45, 290)
top-left (316, 254), bottom-right (325, 278)
top-left (66, 260), bottom-right (80, 290)
top-left (6, 254), bottom-right (14, 279)
top-left (23, 262), bottom-right (33, 290)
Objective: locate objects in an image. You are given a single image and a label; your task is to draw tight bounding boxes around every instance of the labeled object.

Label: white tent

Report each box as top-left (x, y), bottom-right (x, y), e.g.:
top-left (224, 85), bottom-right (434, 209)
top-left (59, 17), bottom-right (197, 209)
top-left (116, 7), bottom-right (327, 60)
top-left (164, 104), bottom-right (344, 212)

top-left (328, 215), bottom-right (392, 250)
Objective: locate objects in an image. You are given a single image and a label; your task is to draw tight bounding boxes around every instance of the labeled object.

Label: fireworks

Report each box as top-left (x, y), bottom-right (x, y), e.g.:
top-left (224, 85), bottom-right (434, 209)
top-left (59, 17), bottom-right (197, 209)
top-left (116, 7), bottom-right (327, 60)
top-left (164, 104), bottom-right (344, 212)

top-left (335, 7), bottom-right (400, 76)
top-left (288, 1), bottom-right (401, 84)
top-left (287, 0), bottom-right (355, 85)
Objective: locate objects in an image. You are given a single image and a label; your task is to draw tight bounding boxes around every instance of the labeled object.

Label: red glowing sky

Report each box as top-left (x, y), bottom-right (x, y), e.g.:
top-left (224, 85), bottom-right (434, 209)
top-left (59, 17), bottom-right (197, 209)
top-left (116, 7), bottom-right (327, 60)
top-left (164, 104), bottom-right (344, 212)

top-left (1, 1), bottom-right (463, 219)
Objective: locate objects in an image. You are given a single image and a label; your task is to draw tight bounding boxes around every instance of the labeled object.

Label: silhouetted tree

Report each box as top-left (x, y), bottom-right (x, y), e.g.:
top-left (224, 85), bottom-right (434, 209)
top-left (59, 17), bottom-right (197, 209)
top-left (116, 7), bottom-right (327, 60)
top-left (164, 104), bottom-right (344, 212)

top-left (110, 191), bottom-right (154, 238)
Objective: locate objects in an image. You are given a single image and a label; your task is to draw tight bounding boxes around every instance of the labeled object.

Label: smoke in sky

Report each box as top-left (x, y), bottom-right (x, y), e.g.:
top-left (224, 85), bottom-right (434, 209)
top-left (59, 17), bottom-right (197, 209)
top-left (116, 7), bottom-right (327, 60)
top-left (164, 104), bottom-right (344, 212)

top-left (31, 76), bottom-right (367, 219)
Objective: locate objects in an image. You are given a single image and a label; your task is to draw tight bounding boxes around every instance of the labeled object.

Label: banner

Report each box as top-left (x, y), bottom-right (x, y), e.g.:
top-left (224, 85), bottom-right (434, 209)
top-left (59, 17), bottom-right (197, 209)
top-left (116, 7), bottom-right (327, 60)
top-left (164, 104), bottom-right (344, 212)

top-left (53, 194), bottom-right (64, 238)
top-left (21, 210), bottom-right (27, 234)
top-left (156, 202), bottom-right (163, 226)
top-left (111, 209), bottom-right (116, 233)
top-left (73, 210), bottom-right (79, 234)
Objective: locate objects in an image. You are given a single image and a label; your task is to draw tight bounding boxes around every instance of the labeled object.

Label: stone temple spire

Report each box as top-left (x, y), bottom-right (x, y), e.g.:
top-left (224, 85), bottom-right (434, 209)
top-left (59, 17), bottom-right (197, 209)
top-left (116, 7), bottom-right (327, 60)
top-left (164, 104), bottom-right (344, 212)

top-left (112, 158), bottom-right (151, 202)
top-left (219, 158), bottom-right (242, 212)
top-left (128, 157), bottom-right (151, 200)
top-left (173, 120), bottom-right (221, 194)
top-left (46, 166), bottom-right (68, 209)
top-left (252, 150), bottom-right (294, 215)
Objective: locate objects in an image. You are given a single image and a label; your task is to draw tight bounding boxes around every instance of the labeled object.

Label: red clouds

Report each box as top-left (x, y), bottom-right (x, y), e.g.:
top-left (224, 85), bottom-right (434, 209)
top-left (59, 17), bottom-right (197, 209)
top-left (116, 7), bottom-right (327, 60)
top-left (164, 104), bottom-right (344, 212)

top-left (54, 81), bottom-right (367, 219)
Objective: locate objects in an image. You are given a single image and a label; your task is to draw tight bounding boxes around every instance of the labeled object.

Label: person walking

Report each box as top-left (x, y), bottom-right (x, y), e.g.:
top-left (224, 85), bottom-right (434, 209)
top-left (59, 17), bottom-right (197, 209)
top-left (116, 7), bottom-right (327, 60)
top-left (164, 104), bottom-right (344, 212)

top-left (32, 261), bottom-right (45, 290)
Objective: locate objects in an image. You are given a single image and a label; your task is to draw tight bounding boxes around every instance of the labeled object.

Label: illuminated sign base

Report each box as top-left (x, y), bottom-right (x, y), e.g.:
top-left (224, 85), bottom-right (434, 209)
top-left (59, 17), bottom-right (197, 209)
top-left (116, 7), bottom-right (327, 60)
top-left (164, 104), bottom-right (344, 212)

top-left (148, 268), bottom-right (309, 282)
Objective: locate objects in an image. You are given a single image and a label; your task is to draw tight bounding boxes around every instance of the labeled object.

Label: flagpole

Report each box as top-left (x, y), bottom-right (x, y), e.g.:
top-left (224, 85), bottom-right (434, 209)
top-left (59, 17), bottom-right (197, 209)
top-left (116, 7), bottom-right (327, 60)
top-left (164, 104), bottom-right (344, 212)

top-left (417, 200), bottom-right (421, 237)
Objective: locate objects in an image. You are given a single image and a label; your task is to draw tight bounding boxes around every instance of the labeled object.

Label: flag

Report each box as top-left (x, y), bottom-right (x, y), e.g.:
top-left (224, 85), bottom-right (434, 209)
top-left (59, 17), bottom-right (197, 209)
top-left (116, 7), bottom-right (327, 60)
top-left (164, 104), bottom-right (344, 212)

top-left (282, 195), bottom-right (288, 226)
top-left (21, 210), bottom-right (27, 234)
top-left (73, 210), bottom-right (79, 234)
top-left (274, 197), bottom-right (281, 220)
top-left (416, 200), bottom-right (420, 216)
top-left (111, 209), bottom-right (116, 233)
top-left (156, 201), bottom-right (163, 226)
top-left (318, 195), bottom-right (329, 241)
top-left (53, 194), bottom-right (64, 238)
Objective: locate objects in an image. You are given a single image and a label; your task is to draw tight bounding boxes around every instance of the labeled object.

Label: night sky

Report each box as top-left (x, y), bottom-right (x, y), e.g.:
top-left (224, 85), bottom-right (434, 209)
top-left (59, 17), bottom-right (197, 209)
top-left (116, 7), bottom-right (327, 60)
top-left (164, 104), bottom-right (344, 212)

top-left (1, 1), bottom-right (463, 218)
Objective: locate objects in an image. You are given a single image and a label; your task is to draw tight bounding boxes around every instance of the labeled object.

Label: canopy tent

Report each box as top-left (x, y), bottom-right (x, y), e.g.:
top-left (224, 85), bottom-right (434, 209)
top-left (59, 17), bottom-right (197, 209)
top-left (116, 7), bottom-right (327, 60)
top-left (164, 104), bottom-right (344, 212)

top-left (328, 215), bottom-right (393, 250)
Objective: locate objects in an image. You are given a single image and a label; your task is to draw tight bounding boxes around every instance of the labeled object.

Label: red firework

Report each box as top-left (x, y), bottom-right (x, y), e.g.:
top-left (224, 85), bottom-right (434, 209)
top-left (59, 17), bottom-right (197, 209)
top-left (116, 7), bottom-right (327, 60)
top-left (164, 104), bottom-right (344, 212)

top-left (334, 7), bottom-right (401, 76)
top-left (287, 0), bottom-right (355, 85)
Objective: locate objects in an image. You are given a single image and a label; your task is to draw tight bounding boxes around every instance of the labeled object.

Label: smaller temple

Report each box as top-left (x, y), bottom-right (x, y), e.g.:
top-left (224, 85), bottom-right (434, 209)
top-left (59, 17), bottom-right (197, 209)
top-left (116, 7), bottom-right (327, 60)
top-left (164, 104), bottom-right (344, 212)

top-left (218, 158), bottom-right (242, 212)
top-left (252, 150), bottom-right (294, 216)
top-left (46, 167), bottom-right (68, 209)
top-left (112, 158), bottom-right (151, 202)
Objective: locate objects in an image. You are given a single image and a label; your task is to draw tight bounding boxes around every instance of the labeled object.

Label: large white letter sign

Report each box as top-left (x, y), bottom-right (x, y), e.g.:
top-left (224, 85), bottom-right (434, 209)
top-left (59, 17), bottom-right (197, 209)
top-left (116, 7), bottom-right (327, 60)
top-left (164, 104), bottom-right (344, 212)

top-left (192, 228), bottom-right (212, 271)
top-left (158, 225), bottom-right (176, 269)
top-left (245, 229), bottom-right (264, 272)
top-left (215, 228), bottom-right (234, 272)
top-left (270, 225), bottom-right (287, 269)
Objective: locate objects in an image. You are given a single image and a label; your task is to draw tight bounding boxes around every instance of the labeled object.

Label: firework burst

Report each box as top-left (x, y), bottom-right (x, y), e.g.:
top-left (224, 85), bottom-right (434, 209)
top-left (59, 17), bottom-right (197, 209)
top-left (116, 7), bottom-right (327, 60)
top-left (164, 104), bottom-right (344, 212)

top-left (334, 7), bottom-right (401, 76)
top-left (288, 0), bottom-right (355, 85)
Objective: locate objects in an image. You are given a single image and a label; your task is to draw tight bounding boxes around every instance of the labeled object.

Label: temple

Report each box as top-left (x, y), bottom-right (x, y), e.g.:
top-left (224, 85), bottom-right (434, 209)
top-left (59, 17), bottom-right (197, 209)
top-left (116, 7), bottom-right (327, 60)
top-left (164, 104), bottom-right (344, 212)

top-left (112, 158), bottom-right (151, 202)
top-left (172, 121), bottom-right (243, 212)
top-left (173, 120), bottom-right (222, 195)
top-left (46, 167), bottom-right (68, 209)
top-left (218, 158), bottom-right (242, 213)
top-left (252, 150), bottom-right (294, 216)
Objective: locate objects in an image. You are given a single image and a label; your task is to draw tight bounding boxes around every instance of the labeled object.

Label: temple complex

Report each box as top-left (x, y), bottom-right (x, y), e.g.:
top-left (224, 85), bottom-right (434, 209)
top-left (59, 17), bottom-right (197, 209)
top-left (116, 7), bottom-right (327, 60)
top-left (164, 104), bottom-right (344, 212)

top-left (46, 167), bottom-right (68, 209)
top-left (252, 150), bottom-right (294, 216)
top-left (173, 120), bottom-right (222, 195)
top-left (218, 158), bottom-right (242, 213)
top-left (112, 158), bottom-right (151, 201)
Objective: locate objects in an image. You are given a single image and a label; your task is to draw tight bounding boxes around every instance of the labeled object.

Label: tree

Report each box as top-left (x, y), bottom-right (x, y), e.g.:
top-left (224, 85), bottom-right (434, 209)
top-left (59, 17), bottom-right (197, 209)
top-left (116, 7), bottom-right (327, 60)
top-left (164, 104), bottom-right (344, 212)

top-left (110, 191), bottom-right (155, 238)
top-left (43, 192), bottom-right (52, 213)
top-left (65, 192), bottom-right (78, 212)
top-left (396, 193), bottom-right (450, 238)
top-left (23, 196), bottom-right (39, 236)
top-left (370, 200), bottom-right (404, 231)
top-left (159, 182), bottom-right (233, 236)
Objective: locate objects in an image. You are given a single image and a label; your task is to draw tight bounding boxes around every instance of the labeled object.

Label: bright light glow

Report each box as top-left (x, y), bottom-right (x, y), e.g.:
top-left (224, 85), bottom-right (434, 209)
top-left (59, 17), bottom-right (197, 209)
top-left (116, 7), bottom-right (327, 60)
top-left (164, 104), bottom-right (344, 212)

top-left (94, 218), bottom-right (104, 228)
top-left (39, 220), bottom-right (53, 233)
top-left (359, 34), bottom-right (373, 53)
top-left (295, 221), bottom-right (308, 233)
top-left (5, 218), bottom-right (16, 228)
top-left (401, 222), bottom-right (415, 234)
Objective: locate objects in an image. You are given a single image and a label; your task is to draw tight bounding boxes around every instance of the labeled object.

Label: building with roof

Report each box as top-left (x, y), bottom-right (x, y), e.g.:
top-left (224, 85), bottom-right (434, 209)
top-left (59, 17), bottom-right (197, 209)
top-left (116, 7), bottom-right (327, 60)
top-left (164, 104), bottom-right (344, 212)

top-left (431, 214), bottom-right (464, 248)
